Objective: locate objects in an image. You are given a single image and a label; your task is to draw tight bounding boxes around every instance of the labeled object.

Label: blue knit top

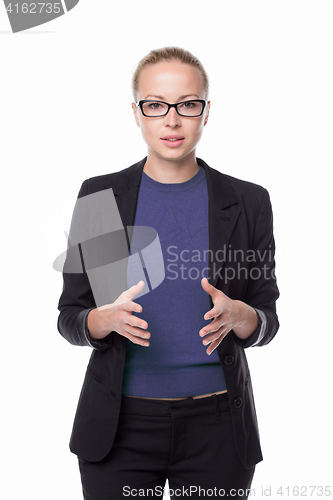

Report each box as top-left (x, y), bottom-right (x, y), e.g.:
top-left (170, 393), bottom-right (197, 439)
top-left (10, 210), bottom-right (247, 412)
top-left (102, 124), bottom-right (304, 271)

top-left (122, 165), bottom-right (227, 398)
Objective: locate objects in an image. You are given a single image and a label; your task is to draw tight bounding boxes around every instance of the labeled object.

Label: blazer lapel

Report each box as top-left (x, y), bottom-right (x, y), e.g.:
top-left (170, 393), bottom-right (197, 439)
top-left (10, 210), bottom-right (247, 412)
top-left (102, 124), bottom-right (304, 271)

top-left (103, 157), bottom-right (147, 229)
top-left (197, 158), bottom-right (241, 289)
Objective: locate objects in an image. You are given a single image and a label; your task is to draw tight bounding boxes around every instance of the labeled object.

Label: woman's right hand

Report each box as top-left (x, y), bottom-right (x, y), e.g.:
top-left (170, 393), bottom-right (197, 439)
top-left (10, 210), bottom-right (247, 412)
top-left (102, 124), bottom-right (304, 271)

top-left (87, 280), bottom-right (150, 346)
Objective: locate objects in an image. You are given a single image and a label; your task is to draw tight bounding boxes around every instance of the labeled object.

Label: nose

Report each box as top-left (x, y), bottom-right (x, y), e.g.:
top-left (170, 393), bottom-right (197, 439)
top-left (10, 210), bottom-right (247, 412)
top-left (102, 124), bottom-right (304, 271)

top-left (164, 106), bottom-right (181, 127)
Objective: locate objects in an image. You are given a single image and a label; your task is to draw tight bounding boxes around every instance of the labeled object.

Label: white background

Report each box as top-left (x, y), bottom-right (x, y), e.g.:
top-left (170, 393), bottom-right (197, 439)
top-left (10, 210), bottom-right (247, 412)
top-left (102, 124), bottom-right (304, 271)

top-left (1, 1), bottom-right (332, 498)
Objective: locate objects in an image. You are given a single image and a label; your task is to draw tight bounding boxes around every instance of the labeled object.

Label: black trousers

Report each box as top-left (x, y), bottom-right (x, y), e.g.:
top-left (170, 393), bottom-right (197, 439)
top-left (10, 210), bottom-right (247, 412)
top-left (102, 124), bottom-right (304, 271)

top-left (78, 393), bottom-right (255, 500)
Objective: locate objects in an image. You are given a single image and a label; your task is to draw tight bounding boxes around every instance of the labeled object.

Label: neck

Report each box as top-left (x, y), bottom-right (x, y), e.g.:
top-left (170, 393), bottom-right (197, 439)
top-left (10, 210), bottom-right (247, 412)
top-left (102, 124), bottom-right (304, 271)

top-left (143, 151), bottom-right (199, 184)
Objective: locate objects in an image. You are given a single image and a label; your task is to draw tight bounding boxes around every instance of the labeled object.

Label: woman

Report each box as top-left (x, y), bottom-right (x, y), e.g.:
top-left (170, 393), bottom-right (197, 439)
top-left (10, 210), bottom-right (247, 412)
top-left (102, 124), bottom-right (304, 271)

top-left (58, 47), bottom-right (279, 500)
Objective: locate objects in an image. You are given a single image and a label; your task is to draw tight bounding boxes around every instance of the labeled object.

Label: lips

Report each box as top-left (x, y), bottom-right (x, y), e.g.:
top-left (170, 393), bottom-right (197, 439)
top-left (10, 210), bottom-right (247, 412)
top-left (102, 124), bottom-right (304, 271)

top-left (161, 135), bottom-right (185, 141)
top-left (160, 135), bottom-right (185, 147)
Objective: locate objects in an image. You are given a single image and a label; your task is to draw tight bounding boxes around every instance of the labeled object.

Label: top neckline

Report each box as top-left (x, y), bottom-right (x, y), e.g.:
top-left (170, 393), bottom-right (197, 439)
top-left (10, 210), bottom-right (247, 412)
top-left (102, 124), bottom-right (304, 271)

top-left (141, 165), bottom-right (206, 192)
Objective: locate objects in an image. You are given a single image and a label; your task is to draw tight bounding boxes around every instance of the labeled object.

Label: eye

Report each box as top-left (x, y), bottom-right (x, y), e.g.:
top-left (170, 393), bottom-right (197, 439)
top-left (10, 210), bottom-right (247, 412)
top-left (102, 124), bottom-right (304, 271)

top-left (148, 102), bottom-right (163, 109)
top-left (180, 101), bottom-right (199, 109)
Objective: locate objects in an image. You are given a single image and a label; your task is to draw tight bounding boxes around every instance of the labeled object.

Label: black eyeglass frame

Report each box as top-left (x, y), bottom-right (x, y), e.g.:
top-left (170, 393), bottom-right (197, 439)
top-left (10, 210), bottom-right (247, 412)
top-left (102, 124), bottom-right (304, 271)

top-left (135, 99), bottom-right (208, 117)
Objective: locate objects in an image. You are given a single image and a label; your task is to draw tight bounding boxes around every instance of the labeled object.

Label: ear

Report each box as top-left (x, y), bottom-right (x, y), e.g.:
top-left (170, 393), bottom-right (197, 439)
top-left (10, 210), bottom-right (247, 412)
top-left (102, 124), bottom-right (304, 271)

top-left (204, 101), bottom-right (211, 126)
top-left (132, 102), bottom-right (140, 128)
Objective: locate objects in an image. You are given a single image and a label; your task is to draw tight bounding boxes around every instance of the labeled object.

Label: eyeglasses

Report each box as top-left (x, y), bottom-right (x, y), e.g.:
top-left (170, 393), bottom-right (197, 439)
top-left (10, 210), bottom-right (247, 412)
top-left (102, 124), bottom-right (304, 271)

top-left (135, 99), bottom-right (207, 117)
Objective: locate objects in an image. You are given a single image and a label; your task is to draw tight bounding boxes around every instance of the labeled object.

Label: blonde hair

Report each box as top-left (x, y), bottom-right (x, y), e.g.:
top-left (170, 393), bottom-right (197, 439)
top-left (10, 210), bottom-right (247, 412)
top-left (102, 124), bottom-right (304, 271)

top-left (132, 46), bottom-right (209, 102)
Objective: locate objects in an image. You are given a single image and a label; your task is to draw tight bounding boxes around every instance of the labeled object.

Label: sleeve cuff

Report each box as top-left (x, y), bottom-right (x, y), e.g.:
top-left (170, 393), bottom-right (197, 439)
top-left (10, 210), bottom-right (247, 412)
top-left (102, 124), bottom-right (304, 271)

top-left (232, 308), bottom-right (267, 348)
top-left (82, 308), bottom-right (95, 347)
top-left (76, 308), bottom-right (114, 350)
top-left (251, 308), bottom-right (267, 346)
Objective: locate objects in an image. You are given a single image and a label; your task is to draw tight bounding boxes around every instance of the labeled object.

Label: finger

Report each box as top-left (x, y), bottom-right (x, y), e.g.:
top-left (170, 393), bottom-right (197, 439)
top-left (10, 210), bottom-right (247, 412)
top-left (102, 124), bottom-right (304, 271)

top-left (203, 299), bottom-right (228, 321)
top-left (206, 336), bottom-right (224, 355)
top-left (203, 305), bottom-right (223, 321)
top-left (123, 331), bottom-right (150, 347)
top-left (125, 316), bottom-right (149, 331)
top-left (199, 319), bottom-right (221, 337)
top-left (201, 326), bottom-right (229, 346)
top-left (123, 300), bottom-right (143, 314)
top-left (124, 324), bottom-right (150, 339)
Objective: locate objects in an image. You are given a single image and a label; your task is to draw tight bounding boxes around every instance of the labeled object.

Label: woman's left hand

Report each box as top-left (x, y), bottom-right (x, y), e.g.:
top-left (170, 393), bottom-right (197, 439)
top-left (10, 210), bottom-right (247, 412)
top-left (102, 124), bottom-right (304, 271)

top-left (199, 277), bottom-right (258, 355)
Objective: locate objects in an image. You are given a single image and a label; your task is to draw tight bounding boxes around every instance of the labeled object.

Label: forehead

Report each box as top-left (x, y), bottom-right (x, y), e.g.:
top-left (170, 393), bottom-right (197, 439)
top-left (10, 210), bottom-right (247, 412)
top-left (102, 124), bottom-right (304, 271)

top-left (137, 60), bottom-right (205, 100)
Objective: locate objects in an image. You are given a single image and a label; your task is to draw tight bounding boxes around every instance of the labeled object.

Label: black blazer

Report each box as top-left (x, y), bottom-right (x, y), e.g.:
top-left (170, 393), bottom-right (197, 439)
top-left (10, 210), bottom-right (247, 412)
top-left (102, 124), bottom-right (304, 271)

top-left (57, 157), bottom-right (279, 469)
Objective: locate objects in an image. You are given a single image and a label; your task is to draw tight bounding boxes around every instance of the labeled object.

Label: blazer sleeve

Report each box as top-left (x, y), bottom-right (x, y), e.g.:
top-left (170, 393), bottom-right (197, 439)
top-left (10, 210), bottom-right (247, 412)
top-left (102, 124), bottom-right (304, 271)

top-left (57, 180), bottom-right (114, 350)
top-left (233, 188), bottom-right (280, 349)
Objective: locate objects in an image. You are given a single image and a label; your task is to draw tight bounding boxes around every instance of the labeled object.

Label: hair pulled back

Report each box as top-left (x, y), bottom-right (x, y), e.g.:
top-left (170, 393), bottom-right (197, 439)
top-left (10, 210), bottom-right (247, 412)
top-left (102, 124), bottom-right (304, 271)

top-left (132, 46), bottom-right (209, 102)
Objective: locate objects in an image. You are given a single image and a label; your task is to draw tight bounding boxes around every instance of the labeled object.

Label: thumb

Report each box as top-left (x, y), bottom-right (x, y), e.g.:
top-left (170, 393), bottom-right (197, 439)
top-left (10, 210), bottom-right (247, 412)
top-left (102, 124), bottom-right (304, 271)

top-left (201, 277), bottom-right (212, 289)
top-left (126, 280), bottom-right (145, 299)
top-left (201, 277), bottom-right (224, 298)
top-left (113, 280), bottom-right (145, 307)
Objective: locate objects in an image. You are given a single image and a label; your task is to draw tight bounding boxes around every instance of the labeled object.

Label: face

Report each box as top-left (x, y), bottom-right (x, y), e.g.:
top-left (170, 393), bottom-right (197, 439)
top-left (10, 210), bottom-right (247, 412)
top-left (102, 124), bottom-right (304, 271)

top-left (132, 60), bottom-right (210, 165)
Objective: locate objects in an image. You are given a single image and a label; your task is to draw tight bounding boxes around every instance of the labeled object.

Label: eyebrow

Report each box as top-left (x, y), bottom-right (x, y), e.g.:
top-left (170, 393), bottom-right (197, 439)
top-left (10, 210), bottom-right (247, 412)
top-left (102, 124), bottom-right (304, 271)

top-left (144, 94), bottom-right (200, 100)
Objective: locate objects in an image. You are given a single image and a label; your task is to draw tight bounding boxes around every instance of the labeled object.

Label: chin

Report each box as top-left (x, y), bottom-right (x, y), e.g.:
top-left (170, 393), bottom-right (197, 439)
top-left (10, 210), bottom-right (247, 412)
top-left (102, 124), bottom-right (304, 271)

top-left (157, 152), bottom-right (190, 163)
top-left (154, 146), bottom-right (194, 161)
